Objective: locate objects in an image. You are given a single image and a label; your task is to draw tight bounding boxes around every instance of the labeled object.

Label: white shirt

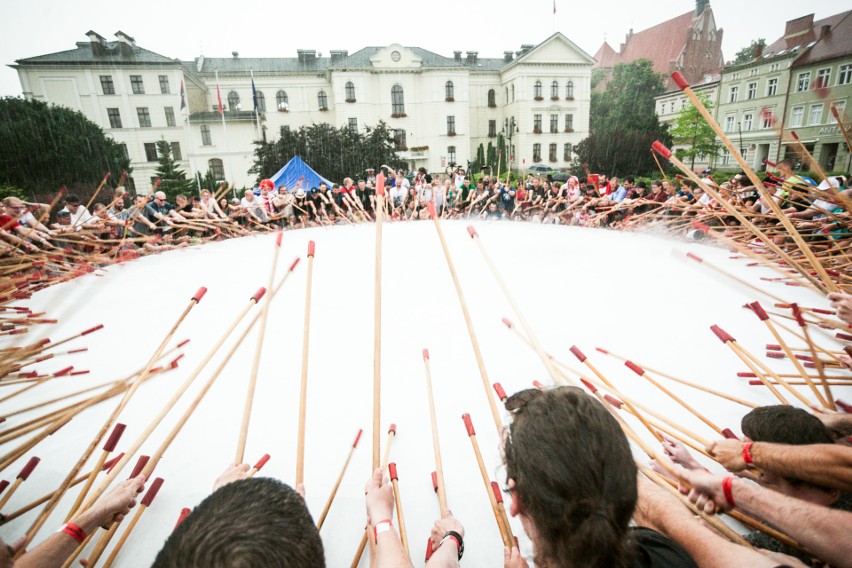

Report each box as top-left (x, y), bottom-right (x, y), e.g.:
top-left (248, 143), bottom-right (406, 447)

top-left (63, 205), bottom-right (92, 227)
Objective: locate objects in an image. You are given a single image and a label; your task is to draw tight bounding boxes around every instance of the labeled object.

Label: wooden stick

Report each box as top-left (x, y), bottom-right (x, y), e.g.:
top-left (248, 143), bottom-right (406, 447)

top-left (76, 172), bottom-right (112, 227)
top-left (65, 423), bottom-right (126, 521)
top-left (790, 304), bottom-right (835, 410)
top-left (594, 347), bottom-right (757, 409)
top-left (0, 456), bottom-right (40, 510)
top-left (317, 429), bottom-right (362, 530)
top-left (100, 477), bottom-right (164, 568)
top-left (235, 231), bottom-right (283, 463)
top-left (461, 413), bottom-right (513, 548)
top-left (670, 72), bottom-right (836, 293)
top-left (421, 349), bottom-right (447, 512)
top-left (296, 241), bottom-right (316, 486)
top-left (709, 325), bottom-right (791, 406)
top-left (373, 173), bottom-right (386, 471)
top-left (427, 203), bottom-right (501, 433)
top-left (246, 453), bottom-right (271, 478)
top-left (350, 424), bottom-right (396, 568)
top-left (387, 463), bottom-right (409, 556)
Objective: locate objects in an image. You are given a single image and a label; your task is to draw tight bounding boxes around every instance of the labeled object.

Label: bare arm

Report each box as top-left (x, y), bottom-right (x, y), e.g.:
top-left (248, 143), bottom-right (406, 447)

top-left (365, 468), bottom-right (414, 568)
top-left (708, 439), bottom-right (852, 492)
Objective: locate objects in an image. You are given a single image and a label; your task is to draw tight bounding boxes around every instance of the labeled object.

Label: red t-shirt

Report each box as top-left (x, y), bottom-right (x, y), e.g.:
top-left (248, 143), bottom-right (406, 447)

top-left (0, 215), bottom-right (20, 231)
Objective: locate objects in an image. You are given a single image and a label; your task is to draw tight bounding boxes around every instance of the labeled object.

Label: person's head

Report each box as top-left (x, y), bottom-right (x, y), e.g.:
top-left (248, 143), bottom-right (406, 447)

top-left (218, 197), bottom-right (228, 208)
top-left (244, 190), bottom-right (254, 200)
top-left (153, 478), bottom-right (324, 567)
top-left (93, 203), bottom-right (107, 218)
top-left (625, 176), bottom-right (634, 187)
top-left (2, 197), bottom-right (26, 218)
top-left (635, 181), bottom-right (647, 192)
top-left (176, 195), bottom-right (188, 207)
top-left (154, 191), bottom-right (168, 204)
top-left (503, 387), bottom-right (637, 567)
top-left (742, 405), bottom-right (839, 505)
top-left (65, 194), bottom-right (81, 213)
top-left (488, 202), bottom-right (498, 212)
top-left (56, 210), bottom-right (71, 225)
top-left (343, 177), bottom-right (353, 187)
top-left (608, 176), bottom-right (619, 188)
top-left (358, 180), bottom-right (366, 190)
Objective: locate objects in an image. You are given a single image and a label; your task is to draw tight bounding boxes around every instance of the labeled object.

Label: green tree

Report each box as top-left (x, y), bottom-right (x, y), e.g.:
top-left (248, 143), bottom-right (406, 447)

top-left (154, 139), bottom-right (194, 201)
top-left (249, 120), bottom-right (405, 184)
top-left (575, 60), bottom-right (671, 176)
top-left (0, 97), bottom-right (130, 202)
top-left (733, 39), bottom-right (766, 65)
top-left (670, 94), bottom-right (719, 170)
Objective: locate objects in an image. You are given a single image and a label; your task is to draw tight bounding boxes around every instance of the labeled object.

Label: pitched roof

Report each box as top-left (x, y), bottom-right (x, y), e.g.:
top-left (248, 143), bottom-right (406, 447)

top-left (328, 46), bottom-right (467, 70)
top-left (593, 10), bottom-right (695, 76)
top-left (592, 42), bottom-right (619, 67)
top-left (14, 41), bottom-right (178, 67)
top-left (789, 11), bottom-right (852, 67)
top-left (194, 55), bottom-right (331, 75)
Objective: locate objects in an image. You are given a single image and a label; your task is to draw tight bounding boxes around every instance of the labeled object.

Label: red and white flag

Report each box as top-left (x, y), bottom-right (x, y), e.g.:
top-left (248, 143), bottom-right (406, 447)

top-left (553, 0), bottom-right (556, 14)
top-left (216, 83), bottom-right (223, 114)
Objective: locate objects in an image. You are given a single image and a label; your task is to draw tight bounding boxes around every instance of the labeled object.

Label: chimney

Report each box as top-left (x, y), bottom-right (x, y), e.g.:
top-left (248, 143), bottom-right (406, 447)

top-left (196, 55), bottom-right (205, 73)
top-left (454, 51), bottom-right (462, 62)
top-left (820, 24), bottom-right (831, 38)
top-left (517, 44), bottom-right (534, 57)
top-left (754, 43), bottom-right (764, 58)
top-left (695, 0), bottom-right (709, 16)
top-left (785, 14), bottom-right (814, 38)
top-left (466, 51), bottom-right (478, 65)
top-left (504, 51), bottom-right (514, 62)
top-left (297, 49), bottom-right (317, 65)
top-left (231, 51), bottom-right (239, 58)
top-left (86, 30), bottom-right (107, 55)
top-left (330, 50), bottom-right (348, 64)
top-left (114, 31), bottom-right (136, 55)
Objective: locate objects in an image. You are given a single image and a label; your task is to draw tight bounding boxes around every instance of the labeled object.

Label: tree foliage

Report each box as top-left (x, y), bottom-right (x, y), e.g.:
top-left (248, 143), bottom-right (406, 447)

top-left (575, 60), bottom-right (671, 176)
top-left (0, 97), bottom-right (130, 201)
top-left (670, 94), bottom-right (719, 169)
top-left (733, 39), bottom-right (766, 65)
top-left (250, 121), bottom-right (405, 184)
top-left (154, 139), bottom-right (194, 201)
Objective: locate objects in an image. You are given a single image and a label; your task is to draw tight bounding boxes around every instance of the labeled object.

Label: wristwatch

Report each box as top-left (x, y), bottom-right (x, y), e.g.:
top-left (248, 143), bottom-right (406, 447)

top-left (440, 530), bottom-right (464, 560)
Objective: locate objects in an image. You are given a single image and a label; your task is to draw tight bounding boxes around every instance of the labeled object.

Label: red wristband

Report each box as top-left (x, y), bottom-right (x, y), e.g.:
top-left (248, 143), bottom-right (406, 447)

top-left (722, 477), bottom-right (736, 508)
top-left (742, 442), bottom-right (754, 465)
top-left (60, 523), bottom-right (86, 544)
top-left (373, 519), bottom-right (393, 542)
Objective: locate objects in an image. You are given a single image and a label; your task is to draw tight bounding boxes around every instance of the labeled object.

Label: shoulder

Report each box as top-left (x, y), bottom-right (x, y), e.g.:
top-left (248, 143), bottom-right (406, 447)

top-left (629, 527), bottom-right (698, 568)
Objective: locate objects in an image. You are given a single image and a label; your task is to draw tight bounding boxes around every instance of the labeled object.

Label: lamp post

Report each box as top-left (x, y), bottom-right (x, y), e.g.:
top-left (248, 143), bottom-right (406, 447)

top-left (502, 117), bottom-right (519, 178)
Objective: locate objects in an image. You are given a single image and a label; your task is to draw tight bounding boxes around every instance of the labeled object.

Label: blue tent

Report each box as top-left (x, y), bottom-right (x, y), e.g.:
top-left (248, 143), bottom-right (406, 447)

top-left (267, 156), bottom-right (335, 193)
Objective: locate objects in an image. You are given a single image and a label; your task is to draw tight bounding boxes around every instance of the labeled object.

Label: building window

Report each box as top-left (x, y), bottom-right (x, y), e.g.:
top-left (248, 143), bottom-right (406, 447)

top-left (100, 75), bottom-right (115, 95)
top-left (809, 104), bottom-right (823, 125)
top-left (761, 109), bottom-right (774, 129)
top-left (728, 86), bottom-right (739, 103)
top-left (159, 75), bottom-right (170, 94)
top-left (227, 91), bottom-right (240, 111)
top-left (511, 84), bottom-right (515, 102)
top-left (766, 78), bottom-right (778, 97)
top-left (317, 91), bottom-right (328, 111)
top-left (345, 82), bottom-right (356, 102)
top-left (565, 81), bottom-right (574, 99)
top-left (790, 106), bottom-right (804, 127)
top-left (742, 113), bottom-right (753, 131)
top-left (533, 143), bottom-right (541, 162)
top-left (446, 115), bottom-right (455, 135)
top-left (796, 72), bottom-right (810, 92)
top-left (746, 82), bottom-right (757, 100)
top-left (448, 146), bottom-right (456, 163)
top-left (534, 81), bottom-right (542, 99)
top-left (391, 85), bottom-right (405, 115)
top-left (565, 113), bottom-right (574, 132)
top-left (137, 107), bottom-right (151, 128)
top-left (488, 120), bottom-right (496, 137)
top-left (164, 107), bottom-right (176, 127)
top-left (393, 129), bottom-right (407, 150)
top-left (171, 142), bottom-right (182, 161)
top-left (208, 158), bottom-right (225, 179)
top-left (445, 81), bottom-right (454, 101)
top-left (549, 143), bottom-right (557, 162)
top-left (550, 114), bottom-right (558, 133)
top-left (130, 75), bottom-right (145, 94)
top-left (254, 91), bottom-right (265, 112)
top-left (488, 89), bottom-right (496, 107)
top-left (107, 108), bottom-right (122, 128)
top-left (533, 114), bottom-right (542, 133)
top-left (348, 118), bottom-right (358, 134)
top-left (201, 124), bottom-right (212, 146)
top-left (276, 90), bottom-right (289, 110)
top-left (839, 64), bottom-right (852, 86)
top-left (563, 143), bottom-right (572, 161)
top-left (551, 81), bottom-right (559, 99)
top-left (144, 143), bottom-right (158, 162)
top-left (816, 68), bottom-right (831, 89)
top-left (724, 115), bottom-right (735, 133)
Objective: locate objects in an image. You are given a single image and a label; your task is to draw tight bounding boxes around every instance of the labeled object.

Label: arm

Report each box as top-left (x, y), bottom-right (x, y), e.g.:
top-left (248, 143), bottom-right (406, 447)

top-left (707, 439), bottom-right (852, 492)
top-left (634, 475), bottom-right (797, 568)
top-left (365, 468), bottom-right (414, 568)
top-left (426, 511), bottom-right (463, 568)
top-left (679, 467), bottom-right (852, 568)
top-left (15, 476), bottom-right (145, 568)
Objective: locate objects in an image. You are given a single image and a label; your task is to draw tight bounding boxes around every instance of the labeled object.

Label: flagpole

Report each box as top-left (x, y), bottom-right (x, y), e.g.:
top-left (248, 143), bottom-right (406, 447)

top-left (179, 79), bottom-right (202, 196)
top-left (215, 69), bottom-right (233, 198)
top-left (250, 68), bottom-right (261, 142)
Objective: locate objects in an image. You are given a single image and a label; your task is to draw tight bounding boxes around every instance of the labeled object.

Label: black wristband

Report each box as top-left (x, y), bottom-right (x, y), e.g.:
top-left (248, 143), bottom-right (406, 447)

top-left (441, 530), bottom-right (464, 560)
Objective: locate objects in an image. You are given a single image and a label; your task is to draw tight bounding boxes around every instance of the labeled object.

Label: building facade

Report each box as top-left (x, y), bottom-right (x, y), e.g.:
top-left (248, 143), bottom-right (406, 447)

top-left (12, 32), bottom-right (593, 193)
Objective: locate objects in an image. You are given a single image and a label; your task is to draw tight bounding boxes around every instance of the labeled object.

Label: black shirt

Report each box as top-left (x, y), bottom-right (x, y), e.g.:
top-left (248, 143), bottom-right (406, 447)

top-left (631, 527), bottom-right (698, 568)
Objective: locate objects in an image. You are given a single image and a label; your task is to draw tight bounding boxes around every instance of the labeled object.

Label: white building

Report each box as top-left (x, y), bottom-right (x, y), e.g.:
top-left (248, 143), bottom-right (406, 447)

top-left (13, 31), bottom-right (593, 193)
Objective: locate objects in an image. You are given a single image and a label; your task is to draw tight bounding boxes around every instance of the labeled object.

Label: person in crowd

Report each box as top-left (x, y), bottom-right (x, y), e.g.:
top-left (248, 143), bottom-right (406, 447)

top-left (61, 194), bottom-right (93, 227)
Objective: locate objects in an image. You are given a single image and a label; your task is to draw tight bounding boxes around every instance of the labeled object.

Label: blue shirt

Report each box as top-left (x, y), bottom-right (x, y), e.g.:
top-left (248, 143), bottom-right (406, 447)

top-left (610, 186), bottom-right (627, 202)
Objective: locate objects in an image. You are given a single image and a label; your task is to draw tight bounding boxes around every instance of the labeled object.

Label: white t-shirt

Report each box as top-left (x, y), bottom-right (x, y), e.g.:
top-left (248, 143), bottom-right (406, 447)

top-left (63, 205), bottom-right (92, 227)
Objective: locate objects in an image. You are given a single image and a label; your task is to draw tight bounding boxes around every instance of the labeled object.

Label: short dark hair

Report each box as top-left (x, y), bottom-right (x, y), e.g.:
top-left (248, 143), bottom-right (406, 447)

top-left (625, 176), bottom-right (635, 184)
top-left (153, 478), bottom-right (325, 568)
top-left (741, 405), bottom-right (833, 446)
top-left (65, 194), bottom-right (81, 205)
top-left (504, 387), bottom-right (637, 568)
top-left (636, 181), bottom-right (647, 189)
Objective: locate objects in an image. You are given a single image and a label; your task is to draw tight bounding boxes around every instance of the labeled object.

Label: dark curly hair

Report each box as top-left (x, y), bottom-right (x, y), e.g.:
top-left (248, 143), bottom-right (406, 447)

top-left (504, 387), bottom-right (637, 568)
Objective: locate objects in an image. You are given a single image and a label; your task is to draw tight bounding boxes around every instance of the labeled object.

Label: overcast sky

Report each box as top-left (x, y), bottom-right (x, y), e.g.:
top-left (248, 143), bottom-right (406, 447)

top-left (2, 0), bottom-right (849, 97)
